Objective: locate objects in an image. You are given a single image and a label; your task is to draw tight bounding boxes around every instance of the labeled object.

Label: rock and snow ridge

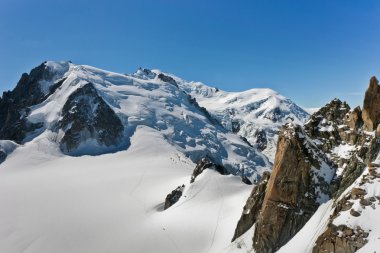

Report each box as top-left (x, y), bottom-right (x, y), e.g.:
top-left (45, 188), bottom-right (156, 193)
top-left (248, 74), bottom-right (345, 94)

top-left (155, 70), bottom-right (310, 162)
top-left (0, 61), bottom-right (310, 182)
top-left (0, 61), bottom-right (279, 182)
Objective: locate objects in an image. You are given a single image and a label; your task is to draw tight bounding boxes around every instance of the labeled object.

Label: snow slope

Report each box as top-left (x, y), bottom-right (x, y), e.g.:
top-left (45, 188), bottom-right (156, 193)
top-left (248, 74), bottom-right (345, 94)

top-left (158, 72), bottom-right (310, 162)
top-left (0, 126), bottom-right (253, 253)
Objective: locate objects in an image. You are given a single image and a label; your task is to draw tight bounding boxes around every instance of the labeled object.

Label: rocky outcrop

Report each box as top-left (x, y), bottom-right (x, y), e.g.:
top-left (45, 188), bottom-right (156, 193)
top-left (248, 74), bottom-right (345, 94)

top-left (304, 95), bottom-right (380, 197)
top-left (313, 224), bottom-right (368, 253)
top-left (362, 76), bottom-right (380, 131)
top-left (164, 185), bottom-right (185, 210)
top-left (190, 157), bottom-right (227, 183)
top-left (157, 73), bottom-right (178, 87)
top-left (305, 99), bottom-right (351, 152)
top-left (190, 158), bottom-right (214, 183)
top-left (345, 106), bottom-right (363, 131)
top-left (312, 184), bottom-right (374, 252)
top-left (59, 83), bottom-right (124, 153)
top-left (254, 129), bottom-right (267, 151)
top-left (312, 160), bottom-right (380, 252)
top-left (231, 77), bottom-right (380, 253)
top-left (0, 62), bottom-right (65, 143)
top-left (186, 95), bottom-right (222, 128)
top-left (252, 123), bottom-right (334, 253)
top-left (232, 171), bottom-right (270, 241)
top-left (0, 151), bottom-right (6, 164)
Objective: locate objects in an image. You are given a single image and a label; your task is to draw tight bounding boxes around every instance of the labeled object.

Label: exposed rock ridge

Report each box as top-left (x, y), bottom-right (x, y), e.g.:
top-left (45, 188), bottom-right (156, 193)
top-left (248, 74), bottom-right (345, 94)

top-left (58, 83), bottom-right (124, 154)
top-left (0, 62), bottom-right (66, 142)
top-left (231, 171), bottom-right (270, 241)
top-left (164, 184), bottom-right (185, 210)
top-left (362, 76), bottom-right (380, 131)
top-left (312, 165), bottom-right (380, 253)
top-left (309, 77), bottom-right (380, 253)
top-left (190, 157), bottom-right (227, 183)
top-left (313, 224), bottom-right (369, 253)
top-left (251, 123), bottom-right (335, 253)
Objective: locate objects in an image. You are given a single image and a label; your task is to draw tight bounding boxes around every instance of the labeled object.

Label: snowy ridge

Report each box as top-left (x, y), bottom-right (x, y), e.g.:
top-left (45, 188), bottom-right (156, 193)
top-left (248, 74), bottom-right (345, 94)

top-left (156, 70), bottom-right (310, 162)
top-left (15, 61), bottom-right (272, 181)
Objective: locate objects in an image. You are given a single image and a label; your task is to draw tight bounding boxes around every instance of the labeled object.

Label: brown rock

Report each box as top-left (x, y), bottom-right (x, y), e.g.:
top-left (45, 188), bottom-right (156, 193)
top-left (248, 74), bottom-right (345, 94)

top-left (362, 76), bottom-right (380, 131)
top-left (313, 225), bottom-right (368, 253)
top-left (360, 198), bottom-right (372, 206)
top-left (376, 124), bottom-right (380, 138)
top-left (351, 188), bottom-right (367, 199)
top-left (350, 209), bottom-right (361, 217)
top-left (343, 227), bottom-right (354, 236)
top-left (345, 106), bottom-right (363, 131)
top-left (368, 162), bottom-right (380, 168)
top-left (231, 171), bottom-right (270, 241)
top-left (252, 123), bottom-right (332, 253)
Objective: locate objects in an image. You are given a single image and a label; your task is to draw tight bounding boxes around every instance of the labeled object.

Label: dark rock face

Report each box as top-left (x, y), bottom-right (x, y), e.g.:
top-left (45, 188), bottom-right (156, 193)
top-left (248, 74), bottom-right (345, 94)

top-left (232, 171), bottom-right (270, 241)
top-left (254, 129), bottom-right (267, 151)
top-left (164, 185), bottom-right (185, 210)
top-left (231, 120), bottom-right (241, 133)
top-left (190, 157), bottom-right (227, 183)
top-left (186, 95), bottom-right (222, 128)
top-left (0, 62), bottom-right (64, 143)
top-left (190, 157), bottom-right (218, 183)
top-left (0, 150), bottom-right (7, 164)
top-left (190, 158), bottom-right (213, 183)
top-left (252, 123), bottom-right (333, 253)
top-left (59, 83), bottom-right (124, 153)
top-left (362, 76), bottom-right (380, 131)
top-left (157, 73), bottom-right (178, 87)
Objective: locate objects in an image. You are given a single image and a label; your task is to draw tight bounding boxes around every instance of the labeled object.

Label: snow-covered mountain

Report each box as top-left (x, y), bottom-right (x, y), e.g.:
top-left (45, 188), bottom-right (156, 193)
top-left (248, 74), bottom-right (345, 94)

top-left (157, 72), bottom-right (310, 162)
top-left (0, 61), bottom-right (278, 253)
top-left (0, 61), bottom-right (271, 181)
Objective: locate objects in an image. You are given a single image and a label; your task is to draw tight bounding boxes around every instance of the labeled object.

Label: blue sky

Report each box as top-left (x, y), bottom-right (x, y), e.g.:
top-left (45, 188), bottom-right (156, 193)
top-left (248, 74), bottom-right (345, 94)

top-left (0, 0), bottom-right (379, 107)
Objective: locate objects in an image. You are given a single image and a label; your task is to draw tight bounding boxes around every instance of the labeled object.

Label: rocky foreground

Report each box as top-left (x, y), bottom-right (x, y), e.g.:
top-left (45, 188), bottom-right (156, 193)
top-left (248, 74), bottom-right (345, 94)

top-left (232, 76), bottom-right (380, 253)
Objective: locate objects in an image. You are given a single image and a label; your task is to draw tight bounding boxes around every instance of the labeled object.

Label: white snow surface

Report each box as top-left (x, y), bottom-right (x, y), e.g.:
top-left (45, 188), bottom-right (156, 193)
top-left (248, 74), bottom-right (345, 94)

top-left (332, 143), bottom-right (356, 160)
top-left (0, 126), bottom-right (253, 253)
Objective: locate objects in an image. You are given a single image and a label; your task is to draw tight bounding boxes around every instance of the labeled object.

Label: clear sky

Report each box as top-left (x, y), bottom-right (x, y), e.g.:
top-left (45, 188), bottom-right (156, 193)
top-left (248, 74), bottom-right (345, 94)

top-left (1, 0), bottom-right (379, 108)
